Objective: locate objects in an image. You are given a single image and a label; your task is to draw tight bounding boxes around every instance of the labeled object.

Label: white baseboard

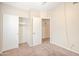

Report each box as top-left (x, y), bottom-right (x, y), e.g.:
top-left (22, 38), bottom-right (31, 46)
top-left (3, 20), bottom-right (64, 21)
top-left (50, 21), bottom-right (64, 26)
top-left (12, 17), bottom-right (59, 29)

top-left (53, 42), bottom-right (79, 54)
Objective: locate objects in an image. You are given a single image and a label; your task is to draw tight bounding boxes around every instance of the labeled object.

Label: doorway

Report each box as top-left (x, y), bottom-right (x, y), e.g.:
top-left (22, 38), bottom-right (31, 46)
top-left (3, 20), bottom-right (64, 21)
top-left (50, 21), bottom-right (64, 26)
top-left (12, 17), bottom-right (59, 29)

top-left (42, 19), bottom-right (50, 43)
top-left (32, 17), bottom-right (50, 46)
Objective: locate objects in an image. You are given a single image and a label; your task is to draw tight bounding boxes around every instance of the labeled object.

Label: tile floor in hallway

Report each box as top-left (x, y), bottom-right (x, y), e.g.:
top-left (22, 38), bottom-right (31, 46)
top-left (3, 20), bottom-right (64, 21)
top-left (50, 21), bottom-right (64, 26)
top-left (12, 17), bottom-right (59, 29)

top-left (0, 39), bottom-right (79, 56)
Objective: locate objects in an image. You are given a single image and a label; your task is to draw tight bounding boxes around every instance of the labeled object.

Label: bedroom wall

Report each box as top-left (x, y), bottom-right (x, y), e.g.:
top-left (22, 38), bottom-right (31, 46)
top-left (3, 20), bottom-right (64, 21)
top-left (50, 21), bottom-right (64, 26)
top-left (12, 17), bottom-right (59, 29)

top-left (50, 3), bottom-right (68, 48)
top-left (65, 2), bottom-right (79, 53)
top-left (50, 2), bottom-right (79, 54)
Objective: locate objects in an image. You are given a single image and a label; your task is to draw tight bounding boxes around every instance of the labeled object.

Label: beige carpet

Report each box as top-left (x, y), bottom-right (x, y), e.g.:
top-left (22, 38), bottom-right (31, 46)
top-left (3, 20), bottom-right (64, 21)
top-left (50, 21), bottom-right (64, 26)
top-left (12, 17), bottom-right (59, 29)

top-left (0, 39), bottom-right (79, 56)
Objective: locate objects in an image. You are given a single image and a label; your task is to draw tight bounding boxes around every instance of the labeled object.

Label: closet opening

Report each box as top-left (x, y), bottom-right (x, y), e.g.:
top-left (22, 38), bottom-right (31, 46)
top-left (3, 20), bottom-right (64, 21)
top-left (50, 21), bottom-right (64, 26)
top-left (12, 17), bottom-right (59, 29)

top-left (19, 17), bottom-right (27, 47)
top-left (42, 18), bottom-right (50, 44)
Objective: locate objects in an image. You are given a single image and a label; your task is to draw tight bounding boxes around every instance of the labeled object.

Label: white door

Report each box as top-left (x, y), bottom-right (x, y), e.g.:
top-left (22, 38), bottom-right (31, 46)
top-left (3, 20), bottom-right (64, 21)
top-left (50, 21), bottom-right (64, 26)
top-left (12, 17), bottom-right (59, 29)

top-left (33, 17), bottom-right (42, 46)
top-left (3, 14), bottom-right (19, 51)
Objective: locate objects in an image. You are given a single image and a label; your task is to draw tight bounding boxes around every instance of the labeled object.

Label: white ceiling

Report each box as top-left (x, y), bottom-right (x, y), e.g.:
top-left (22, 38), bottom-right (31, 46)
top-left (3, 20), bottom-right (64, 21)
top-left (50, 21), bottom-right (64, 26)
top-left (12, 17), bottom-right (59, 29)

top-left (2, 2), bottom-right (62, 11)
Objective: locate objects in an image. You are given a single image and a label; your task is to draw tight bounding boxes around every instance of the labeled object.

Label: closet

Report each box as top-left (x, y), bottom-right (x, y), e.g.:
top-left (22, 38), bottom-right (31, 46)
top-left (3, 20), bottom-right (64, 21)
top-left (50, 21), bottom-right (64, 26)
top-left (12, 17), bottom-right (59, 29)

top-left (19, 17), bottom-right (27, 44)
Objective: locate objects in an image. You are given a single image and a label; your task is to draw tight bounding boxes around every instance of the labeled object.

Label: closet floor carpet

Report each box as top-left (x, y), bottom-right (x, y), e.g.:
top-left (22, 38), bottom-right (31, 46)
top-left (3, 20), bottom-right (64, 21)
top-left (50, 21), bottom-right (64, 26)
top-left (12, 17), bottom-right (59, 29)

top-left (0, 42), bottom-right (79, 56)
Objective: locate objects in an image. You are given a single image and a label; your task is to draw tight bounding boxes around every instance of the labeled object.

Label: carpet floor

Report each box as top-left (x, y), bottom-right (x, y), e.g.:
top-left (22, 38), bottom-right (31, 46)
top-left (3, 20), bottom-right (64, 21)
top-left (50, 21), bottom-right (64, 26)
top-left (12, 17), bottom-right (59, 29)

top-left (0, 39), bottom-right (79, 56)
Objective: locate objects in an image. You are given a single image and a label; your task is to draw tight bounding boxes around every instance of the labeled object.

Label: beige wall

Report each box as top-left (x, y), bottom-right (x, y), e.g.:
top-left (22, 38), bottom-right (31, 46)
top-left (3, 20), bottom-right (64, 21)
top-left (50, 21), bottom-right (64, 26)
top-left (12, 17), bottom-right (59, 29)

top-left (40, 11), bottom-right (48, 18)
top-left (50, 2), bottom-right (79, 53)
top-left (0, 4), bottom-right (29, 17)
top-left (65, 3), bottom-right (79, 53)
top-left (50, 3), bottom-right (67, 48)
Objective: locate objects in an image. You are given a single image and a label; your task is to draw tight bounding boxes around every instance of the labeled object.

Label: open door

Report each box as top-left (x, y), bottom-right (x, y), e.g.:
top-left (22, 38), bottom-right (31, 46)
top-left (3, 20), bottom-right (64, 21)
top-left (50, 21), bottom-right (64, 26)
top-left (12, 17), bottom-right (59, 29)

top-left (3, 14), bottom-right (19, 51)
top-left (32, 17), bottom-right (42, 46)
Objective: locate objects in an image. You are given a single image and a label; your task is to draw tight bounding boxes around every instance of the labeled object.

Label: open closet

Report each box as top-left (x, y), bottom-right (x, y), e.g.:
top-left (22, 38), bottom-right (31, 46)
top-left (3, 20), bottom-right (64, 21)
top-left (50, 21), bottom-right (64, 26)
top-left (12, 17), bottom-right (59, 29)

top-left (19, 17), bottom-right (27, 45)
